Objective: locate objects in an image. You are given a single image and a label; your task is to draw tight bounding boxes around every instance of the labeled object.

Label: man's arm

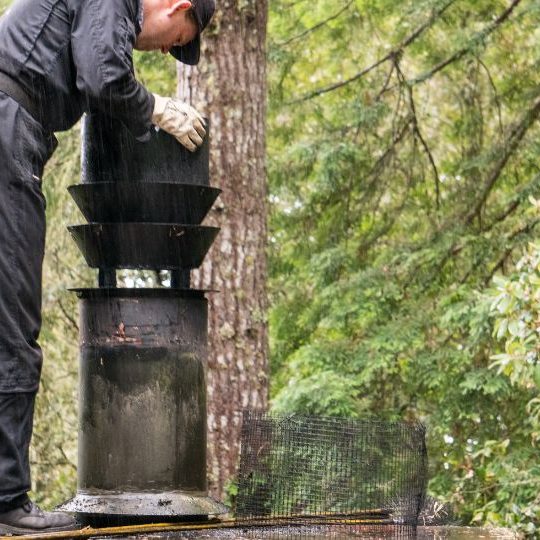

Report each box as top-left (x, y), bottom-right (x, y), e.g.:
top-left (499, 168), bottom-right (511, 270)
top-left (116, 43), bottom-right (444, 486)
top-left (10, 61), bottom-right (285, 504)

top-left (69, 0), bottom-right (154, 139)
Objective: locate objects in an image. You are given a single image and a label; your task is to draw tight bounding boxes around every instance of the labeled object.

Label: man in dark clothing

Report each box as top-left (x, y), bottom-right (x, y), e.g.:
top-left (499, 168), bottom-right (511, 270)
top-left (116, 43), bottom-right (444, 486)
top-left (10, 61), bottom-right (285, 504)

top-left (0, 0), bottom-right (215, 534)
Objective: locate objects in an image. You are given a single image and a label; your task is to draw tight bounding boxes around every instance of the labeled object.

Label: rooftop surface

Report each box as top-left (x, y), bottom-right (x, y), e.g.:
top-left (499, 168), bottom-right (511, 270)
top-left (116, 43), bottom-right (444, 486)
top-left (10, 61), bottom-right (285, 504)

top-left (7, 524), bottom-right (515, 540)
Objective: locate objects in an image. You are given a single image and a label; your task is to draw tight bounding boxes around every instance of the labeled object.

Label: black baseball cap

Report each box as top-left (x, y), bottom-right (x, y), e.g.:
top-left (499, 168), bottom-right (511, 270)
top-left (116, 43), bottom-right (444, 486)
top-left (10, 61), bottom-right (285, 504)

top-left (170, 0), bottom-right (215, 65)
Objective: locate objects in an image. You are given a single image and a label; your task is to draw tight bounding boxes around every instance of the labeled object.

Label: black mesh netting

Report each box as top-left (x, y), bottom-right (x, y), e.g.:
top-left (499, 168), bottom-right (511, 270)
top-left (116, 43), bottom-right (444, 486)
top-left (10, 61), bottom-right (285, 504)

top-left (234, 412), bottom-right (428, 538)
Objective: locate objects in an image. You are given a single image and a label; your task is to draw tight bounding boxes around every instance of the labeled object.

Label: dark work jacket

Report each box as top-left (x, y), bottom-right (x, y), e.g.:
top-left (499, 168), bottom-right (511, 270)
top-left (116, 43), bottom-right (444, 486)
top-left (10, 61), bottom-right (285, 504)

top-left (0, 0), bottom-right (154, 137)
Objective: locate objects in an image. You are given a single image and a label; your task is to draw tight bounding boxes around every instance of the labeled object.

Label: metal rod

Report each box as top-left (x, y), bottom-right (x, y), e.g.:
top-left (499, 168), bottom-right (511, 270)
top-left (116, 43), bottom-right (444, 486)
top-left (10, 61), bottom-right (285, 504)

top-left (3, 516), bottom-right (398, 540)
top-left (98, 268), bottom-right (116, 288)
top-left (171, 269), bottom-right (190, 289)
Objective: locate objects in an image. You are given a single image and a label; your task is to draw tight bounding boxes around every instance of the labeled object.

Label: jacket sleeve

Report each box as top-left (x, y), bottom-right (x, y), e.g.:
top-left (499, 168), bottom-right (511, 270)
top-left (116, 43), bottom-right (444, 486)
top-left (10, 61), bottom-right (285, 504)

top-left (69, 0), bottom-right (155, 139)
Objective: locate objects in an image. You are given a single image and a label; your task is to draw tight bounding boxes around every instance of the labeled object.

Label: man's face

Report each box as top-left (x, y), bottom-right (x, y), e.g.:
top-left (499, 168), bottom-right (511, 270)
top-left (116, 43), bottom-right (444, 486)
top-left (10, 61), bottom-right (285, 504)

top-left (135, 0), bottom-right (199, 54)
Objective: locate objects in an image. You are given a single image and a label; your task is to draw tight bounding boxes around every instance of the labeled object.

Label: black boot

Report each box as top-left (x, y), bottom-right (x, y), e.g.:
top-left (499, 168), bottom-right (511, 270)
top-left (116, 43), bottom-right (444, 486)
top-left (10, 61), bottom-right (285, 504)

top-left (0, 500), bottom-right (79, 535)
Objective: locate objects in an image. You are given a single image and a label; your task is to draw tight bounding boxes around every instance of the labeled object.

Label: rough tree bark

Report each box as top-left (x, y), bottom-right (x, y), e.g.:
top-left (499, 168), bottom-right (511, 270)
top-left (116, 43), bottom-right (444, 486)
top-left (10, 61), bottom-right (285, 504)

top-left (176, 0), bottom-right (269, 498)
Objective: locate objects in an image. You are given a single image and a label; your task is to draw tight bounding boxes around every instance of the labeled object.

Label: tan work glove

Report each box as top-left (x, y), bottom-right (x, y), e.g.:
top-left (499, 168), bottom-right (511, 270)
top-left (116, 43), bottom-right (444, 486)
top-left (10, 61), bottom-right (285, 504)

top-left (151, 94), bottom-right (206, 152)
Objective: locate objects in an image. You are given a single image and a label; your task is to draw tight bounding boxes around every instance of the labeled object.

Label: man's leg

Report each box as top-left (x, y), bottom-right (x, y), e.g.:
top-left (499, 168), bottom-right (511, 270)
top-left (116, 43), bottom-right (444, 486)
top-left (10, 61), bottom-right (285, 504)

top-left (0, 393), bottom-right (35, 511)
top-left (0, 93), bottom-right (77, 532)
top-left (0, 92), bottom-right (50, 390)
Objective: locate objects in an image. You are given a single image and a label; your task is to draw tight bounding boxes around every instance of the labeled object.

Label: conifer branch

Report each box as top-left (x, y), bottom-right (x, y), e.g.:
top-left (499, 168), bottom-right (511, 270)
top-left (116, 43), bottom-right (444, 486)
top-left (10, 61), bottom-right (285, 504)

top-left (375, 63), bottom-right (396, 102)
top-left (484, 217), bottom-right (540, 284)
top-left (414, 121), bottom-right (441, 211)
top-left (410, 0), bottom-right (522, 86)
top-left (357, 117), bottom-right (413, 208)
top-left (484, 173), bottom-right (540, 232)
top-left (395, 59), bottom-right (441, 211)
top-left (57, 298), bottom-right (79, 332)
top-left (477, 58), bottom-right (504, 136)
top-left (464, 95), bottom-right (540, 225)
top-left (289, 0), bottom-right (457, 103)
top-left (57, 444), bottom-right (78, 471)
top-left (276, 0), bottom-right (354, 47)
top-left (357, 168), bottom-right (415, 254)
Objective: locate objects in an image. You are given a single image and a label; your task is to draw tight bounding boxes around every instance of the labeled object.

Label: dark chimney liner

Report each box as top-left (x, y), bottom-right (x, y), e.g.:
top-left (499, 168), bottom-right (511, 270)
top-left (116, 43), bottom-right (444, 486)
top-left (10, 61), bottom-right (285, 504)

top-left (58, 113), bottom-right (227, 520)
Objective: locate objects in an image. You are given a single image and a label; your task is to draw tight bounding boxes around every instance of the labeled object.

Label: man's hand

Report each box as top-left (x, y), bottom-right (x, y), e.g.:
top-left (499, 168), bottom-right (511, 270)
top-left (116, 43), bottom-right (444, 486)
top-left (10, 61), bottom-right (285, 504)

top-left (151, 94), bottom-right (206, 152)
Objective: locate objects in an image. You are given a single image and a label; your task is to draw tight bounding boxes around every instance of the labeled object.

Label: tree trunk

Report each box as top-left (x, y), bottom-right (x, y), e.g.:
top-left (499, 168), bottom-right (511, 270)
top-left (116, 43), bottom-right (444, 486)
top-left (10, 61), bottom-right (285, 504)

top-left (176, 0), bottom-right (269, 499)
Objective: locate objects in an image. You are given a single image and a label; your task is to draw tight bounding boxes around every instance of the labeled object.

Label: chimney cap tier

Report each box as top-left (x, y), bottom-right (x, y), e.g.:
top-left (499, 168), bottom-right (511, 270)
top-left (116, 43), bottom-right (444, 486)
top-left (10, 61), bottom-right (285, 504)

top-left (58, 491), bottom-right (228, 518)
top-left (81, 113), bottom-right (210, 186)
top-left (69, 182), bottom-right (221, 225)
top-left (68, 223), bottom-right (219, 270)
top-left (69, 288), bottom-right (215, 298)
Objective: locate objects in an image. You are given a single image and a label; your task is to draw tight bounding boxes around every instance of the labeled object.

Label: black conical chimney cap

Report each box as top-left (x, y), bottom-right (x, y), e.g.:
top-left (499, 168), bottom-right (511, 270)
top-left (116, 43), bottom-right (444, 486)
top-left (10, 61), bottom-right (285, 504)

top-left (68, 223), bottom-right (219, 270)
top-left (68, 183), bottom-right (221, 225)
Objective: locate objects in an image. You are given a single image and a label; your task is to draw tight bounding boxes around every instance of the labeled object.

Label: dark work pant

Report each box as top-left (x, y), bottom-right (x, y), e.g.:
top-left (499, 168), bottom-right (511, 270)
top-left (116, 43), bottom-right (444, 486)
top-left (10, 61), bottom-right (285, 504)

top-left (0, 393), bottom-right (35, 510)
top-left (0, 92), bottom-right (56, 507)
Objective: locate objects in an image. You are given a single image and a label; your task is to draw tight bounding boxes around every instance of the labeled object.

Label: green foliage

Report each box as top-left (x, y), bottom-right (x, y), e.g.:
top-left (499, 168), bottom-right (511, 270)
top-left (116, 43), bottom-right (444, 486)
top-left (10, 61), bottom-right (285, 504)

top-left (268, 0), bottom-right (540, 534)
top-left (489, 233), bottom-right (540, 393)
top-left (273, 369), bottom-right (362, 417)
top-left (479, 233), bottom-right (540, 534)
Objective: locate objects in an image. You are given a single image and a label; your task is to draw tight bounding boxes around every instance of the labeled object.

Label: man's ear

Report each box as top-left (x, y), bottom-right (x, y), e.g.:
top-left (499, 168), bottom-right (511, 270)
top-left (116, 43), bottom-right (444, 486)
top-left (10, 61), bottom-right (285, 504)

top-left (167, 0), bottom-right (192, 16)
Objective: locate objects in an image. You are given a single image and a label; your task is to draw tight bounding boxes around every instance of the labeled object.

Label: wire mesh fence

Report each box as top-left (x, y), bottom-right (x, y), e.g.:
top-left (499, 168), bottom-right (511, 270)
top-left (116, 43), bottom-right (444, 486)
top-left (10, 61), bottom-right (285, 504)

top-left (235, 412), bottom-right (428, 538)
